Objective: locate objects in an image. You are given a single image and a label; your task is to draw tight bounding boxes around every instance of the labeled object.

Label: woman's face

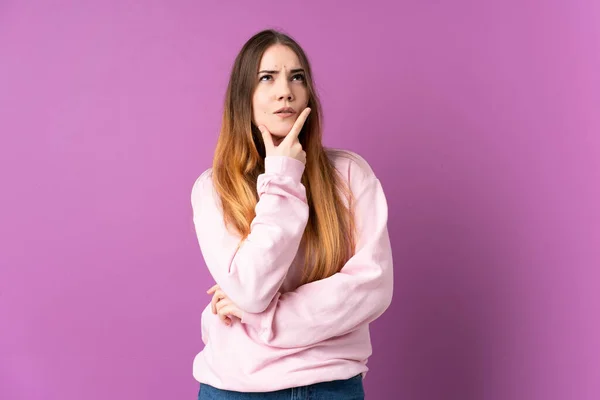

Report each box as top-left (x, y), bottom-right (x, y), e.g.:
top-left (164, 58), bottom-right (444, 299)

top-left (252, 44), bottom-right (309, 143)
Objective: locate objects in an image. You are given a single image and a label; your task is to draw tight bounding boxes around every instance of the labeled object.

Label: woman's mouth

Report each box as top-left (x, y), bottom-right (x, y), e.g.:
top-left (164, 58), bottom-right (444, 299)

top-left (275, 112), bottom-right (296, 118)
top-left (274, 107), bottom-right (297, 118)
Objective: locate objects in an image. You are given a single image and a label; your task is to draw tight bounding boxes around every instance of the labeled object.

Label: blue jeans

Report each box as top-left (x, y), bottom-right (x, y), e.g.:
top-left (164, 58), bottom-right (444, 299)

top-left (198, 374), bottom-right (365, 399)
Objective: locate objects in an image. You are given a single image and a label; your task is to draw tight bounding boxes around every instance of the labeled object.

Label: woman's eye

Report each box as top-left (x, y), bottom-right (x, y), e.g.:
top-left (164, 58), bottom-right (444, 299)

top-left (259, 74), bottom-right (304, 82)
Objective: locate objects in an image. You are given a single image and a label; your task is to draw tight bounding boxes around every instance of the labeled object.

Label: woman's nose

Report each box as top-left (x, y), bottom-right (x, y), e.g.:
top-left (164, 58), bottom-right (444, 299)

top-left (276, 80), bottom-right (293, 101)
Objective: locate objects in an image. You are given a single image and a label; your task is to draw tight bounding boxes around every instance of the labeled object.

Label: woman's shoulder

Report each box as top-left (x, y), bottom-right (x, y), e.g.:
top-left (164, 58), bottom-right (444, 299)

top-left (325, 147), bottom-right (378, 190)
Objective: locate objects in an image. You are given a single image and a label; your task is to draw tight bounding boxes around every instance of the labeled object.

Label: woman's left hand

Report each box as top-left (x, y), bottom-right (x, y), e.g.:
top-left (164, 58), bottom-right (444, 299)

top-left (207, 284), bottom-right (243, 326)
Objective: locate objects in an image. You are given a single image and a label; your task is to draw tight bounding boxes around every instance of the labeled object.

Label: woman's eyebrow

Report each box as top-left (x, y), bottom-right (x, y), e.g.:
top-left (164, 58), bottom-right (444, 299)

top-left (258, 68), bottom-right (305, 74)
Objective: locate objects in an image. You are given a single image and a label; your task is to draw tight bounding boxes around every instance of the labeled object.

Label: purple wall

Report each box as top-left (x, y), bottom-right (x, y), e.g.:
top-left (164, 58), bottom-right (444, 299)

top-left (1, 1), bottom-right (598, 399)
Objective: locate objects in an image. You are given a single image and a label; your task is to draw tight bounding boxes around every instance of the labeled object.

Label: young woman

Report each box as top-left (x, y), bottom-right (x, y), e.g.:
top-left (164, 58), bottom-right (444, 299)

top-left (191, 29), bottom-right (394, 399)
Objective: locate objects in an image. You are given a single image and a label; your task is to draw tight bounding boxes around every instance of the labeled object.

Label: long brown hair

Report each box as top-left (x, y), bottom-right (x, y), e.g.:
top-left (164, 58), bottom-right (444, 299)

top-left (212, 29), bottom-right (356, 285)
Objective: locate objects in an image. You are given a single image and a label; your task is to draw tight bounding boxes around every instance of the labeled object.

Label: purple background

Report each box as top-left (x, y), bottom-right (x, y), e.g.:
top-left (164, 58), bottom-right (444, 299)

top-left (1, 1), bottom-right (599, 399)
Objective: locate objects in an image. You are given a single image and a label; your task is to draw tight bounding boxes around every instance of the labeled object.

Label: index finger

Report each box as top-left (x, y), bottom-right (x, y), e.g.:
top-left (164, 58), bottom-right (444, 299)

top-left (282, 107), bottom-right (311, 145)
top-left (207, 284), bottom-right (219, 294)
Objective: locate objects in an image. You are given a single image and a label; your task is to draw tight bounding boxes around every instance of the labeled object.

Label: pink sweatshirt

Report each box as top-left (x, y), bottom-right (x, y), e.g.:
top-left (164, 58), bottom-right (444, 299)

top-left (190, 149), bottom-right (394, 392)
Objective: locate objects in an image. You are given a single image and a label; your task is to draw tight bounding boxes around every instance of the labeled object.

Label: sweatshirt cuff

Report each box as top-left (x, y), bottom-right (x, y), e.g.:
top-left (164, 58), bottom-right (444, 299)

top-left (240, 310), bottom-right (272, 342)
top-left (264, 156), bottom-right (305, 182)
top-left (240, 311), bottom-right (263, 330)
top-left (240, 294), bottom-right (279, 342)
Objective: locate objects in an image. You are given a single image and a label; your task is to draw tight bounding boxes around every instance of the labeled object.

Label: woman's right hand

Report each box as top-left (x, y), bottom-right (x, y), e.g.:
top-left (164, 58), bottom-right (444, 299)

top-left (258, 107), bottom-right (311, 164)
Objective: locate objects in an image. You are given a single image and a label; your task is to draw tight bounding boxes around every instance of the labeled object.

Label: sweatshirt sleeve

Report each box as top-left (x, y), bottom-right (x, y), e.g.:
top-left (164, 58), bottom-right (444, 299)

top-left (240, 176), bottom-right (394, 347)
top-left (191, 156), bottom-right (309, 313)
